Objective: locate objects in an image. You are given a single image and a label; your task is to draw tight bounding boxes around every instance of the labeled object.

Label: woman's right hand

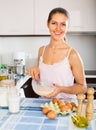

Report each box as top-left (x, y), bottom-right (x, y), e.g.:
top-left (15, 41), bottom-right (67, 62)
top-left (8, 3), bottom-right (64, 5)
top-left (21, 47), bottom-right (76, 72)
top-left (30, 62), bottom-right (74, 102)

top-left (28, 66), bottom-right (40, 81)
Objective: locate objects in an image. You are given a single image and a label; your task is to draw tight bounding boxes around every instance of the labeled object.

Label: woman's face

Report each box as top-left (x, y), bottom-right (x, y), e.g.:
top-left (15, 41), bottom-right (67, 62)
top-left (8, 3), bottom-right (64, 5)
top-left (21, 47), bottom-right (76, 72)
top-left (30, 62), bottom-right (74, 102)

top-left (47, 13), bottom-right (69, 40)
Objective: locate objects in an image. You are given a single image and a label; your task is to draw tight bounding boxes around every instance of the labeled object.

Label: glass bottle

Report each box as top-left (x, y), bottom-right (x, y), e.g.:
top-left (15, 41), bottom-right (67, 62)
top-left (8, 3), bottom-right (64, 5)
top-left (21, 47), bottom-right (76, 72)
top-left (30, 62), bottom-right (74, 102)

top-left (0, 64), bottom-right (7, 81)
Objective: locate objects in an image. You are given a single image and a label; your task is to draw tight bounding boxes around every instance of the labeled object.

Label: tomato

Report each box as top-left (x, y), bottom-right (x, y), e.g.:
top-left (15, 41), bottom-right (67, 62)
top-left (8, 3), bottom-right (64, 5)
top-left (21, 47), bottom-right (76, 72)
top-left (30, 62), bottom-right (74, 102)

top-left (47, 110), bottom-right (57, 119)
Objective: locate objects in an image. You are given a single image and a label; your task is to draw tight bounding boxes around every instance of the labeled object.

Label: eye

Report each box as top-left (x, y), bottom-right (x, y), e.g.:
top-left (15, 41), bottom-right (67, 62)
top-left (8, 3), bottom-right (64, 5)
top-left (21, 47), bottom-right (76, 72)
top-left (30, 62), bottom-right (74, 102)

top-left (61, 23), bottom-right (66, 26)
top-left (51, 22), bottom-right (56, 25)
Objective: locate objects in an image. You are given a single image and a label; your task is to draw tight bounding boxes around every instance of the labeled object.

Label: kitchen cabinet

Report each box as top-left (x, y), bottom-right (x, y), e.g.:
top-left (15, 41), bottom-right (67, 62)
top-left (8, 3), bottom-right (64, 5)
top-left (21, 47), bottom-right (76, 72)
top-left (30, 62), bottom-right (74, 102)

top-left (34, 0), bottom-right (96, 34)
top-left (34, 0), bottom-right (60, 35)
top-left (0, 0), bottom-right (60, 35)
top-left (59, 0), bottom-right (96, 32)
top-left (0, 0), bottom-right (95, 35)
top-left (0, 0), bottom-right (34, 35)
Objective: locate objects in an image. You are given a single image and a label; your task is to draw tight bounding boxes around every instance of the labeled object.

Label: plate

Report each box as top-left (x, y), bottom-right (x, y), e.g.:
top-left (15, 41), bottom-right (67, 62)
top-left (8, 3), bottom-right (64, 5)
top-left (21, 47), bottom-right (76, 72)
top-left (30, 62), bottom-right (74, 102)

top-left (32, 80), bottom-right (55, 96)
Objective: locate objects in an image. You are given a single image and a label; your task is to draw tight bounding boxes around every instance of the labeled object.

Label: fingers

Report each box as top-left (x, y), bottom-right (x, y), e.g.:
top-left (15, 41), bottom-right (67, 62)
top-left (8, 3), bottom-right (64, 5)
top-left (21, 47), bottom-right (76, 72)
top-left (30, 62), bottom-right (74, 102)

top-left (28, 67), bottom-right (40, 81)
top-left (28, 68), bottom-right (34, 78)
top-left (34, 72), bottom-right (40, 81)
top-left (44, 84), bottom-right (62, 98)
top-left (44, 91), bottom-right (57, 98)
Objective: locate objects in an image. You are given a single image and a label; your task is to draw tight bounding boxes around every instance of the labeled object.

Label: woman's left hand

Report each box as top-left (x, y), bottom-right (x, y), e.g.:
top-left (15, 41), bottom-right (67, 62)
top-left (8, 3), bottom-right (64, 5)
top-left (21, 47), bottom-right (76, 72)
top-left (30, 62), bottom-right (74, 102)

top-left (44, 84), bottom-right (62, 98)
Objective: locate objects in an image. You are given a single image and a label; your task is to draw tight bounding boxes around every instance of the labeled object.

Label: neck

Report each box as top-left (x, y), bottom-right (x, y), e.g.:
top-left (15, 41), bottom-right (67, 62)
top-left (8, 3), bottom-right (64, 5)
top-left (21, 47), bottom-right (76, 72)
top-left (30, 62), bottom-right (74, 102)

top-left (48, 41), bottom-right (67, 49)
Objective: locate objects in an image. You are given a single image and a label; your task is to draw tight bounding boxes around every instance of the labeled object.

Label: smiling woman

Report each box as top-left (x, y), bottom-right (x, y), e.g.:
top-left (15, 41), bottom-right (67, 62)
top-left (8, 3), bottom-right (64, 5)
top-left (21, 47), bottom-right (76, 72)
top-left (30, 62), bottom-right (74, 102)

top-left (28, 7), bottom-right (87, 99)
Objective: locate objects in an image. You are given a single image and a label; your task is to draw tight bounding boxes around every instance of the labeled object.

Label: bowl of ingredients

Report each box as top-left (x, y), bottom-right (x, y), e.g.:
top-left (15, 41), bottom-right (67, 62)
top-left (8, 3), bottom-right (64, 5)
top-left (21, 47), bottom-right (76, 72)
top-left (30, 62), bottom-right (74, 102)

top-left (32, 80), bottom-right (55, 96)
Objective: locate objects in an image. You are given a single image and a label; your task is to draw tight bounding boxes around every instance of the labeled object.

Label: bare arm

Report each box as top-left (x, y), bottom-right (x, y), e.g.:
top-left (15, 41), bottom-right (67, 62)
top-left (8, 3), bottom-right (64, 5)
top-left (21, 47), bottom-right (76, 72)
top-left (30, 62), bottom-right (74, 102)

top-left (61, 49), bottom-right (87, 94)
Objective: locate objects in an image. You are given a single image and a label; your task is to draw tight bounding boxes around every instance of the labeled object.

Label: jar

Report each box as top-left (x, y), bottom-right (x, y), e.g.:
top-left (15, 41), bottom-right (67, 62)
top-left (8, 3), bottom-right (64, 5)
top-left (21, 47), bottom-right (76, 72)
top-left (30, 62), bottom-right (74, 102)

top-left (0, 79), bottom-right (15, 107)
top-left (0, 79), bottom-right (15, 87)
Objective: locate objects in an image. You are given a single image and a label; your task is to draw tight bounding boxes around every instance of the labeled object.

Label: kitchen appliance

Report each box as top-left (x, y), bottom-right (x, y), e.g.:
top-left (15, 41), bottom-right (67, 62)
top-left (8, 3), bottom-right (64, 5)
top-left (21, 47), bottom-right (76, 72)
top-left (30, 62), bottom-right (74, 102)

top-left (13, 52), bottom-right (26, 76)
top-left (16, 75), bottom-right (39, 98)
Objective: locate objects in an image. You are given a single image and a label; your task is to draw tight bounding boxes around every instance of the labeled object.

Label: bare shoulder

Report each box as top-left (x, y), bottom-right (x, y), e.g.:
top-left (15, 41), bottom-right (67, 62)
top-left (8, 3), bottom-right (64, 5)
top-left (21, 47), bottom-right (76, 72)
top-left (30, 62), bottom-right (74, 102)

top-left (39, 46), bottom-right (45, 50)
top-left (69, 48), bottom-right (83, 65)
top-left (70, 48), bottom-right (80, 59)
top-left (38, 46), bottom-right (45, 59)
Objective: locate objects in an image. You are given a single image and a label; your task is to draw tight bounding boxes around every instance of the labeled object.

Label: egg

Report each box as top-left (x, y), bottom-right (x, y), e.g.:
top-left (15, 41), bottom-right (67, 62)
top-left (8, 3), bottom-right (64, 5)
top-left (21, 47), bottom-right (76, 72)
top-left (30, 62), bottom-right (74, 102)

top-left (71, 102), bottom-right (77, 108)
top-left (58, 100), bottom-right (65, 107)
top-left (70, 102), bottom-right (77, 111)
top-left (64, 101), bottom-right (72, 110)
top-left (47, 110), bottom-right (57, 119)
top-left (60, 105), bottom-right (67, 112)
top-left (42, 107), bottom-right (50, 114)
top-left (52, 98), bottom-right (59, 104)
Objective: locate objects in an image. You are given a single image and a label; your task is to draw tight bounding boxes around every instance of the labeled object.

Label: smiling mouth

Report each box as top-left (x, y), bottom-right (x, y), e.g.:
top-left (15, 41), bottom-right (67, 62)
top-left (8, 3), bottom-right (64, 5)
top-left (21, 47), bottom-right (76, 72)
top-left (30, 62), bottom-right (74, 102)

top-left (54, 32), bottom-right (62, 37)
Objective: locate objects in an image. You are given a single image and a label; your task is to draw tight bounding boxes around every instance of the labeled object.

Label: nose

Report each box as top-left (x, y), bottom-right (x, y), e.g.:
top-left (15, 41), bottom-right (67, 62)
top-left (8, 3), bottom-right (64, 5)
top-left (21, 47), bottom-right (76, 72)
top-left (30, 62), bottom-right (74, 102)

top-left (55, 24), bottom-right (61, 31)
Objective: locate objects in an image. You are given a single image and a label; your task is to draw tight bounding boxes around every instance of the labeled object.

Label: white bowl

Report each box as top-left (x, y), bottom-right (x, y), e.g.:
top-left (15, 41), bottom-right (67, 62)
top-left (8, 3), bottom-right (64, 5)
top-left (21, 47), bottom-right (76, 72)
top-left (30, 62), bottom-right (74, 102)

top-left (32, 80), bottom-right (55, 96)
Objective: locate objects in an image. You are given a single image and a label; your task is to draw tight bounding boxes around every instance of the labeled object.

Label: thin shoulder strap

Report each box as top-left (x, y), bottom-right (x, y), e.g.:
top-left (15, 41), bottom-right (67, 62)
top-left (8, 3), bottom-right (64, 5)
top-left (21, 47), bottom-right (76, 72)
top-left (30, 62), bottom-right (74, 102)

top-left (41, 46), bottom-right (46, 57)
top-left (67, 47), bottom-right (72, 58)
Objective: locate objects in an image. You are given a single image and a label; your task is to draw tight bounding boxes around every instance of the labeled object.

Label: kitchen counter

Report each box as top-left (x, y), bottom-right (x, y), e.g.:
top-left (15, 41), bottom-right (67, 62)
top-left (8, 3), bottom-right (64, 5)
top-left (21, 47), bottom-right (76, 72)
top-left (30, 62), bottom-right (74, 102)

top-left (85, 71), bottom-right (96, 78)
top-left (0, 98), bottom-right (96, 130)
top-left (85, 71), bottom-right (96, 94)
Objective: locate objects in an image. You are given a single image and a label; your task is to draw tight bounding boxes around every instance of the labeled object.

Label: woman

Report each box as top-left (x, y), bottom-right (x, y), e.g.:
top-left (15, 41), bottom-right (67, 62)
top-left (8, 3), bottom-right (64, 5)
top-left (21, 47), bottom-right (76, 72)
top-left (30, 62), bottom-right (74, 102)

top-left (28, 7), bottom-right (87, 98)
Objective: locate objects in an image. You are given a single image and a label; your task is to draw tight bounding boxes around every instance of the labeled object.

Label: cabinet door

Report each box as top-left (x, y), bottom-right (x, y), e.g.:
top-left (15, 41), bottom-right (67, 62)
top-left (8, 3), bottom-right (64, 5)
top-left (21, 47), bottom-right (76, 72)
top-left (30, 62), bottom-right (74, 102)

top-left (59, 0), bottom-right (82, 32)
top-left (81, 0), bottom-right (96, 32)
top-left (59, 0), bottom-right (96, 32)
top-left (0, 0), bottom-right (34, 35)
top-left (34, 0), bottom-right (60, 35)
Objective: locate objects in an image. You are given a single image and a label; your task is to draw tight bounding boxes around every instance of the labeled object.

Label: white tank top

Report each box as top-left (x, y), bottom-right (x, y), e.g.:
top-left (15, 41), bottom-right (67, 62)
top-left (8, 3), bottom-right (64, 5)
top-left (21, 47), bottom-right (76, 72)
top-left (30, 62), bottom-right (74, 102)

top-left (39, 46), bottom-right (76, 99)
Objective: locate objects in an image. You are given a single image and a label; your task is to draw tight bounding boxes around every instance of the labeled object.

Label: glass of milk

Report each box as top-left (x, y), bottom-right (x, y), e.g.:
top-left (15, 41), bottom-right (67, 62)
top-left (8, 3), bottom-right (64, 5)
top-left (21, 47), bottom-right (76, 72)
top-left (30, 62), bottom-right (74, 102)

top-left (8, 94), bottom-right (20, 114)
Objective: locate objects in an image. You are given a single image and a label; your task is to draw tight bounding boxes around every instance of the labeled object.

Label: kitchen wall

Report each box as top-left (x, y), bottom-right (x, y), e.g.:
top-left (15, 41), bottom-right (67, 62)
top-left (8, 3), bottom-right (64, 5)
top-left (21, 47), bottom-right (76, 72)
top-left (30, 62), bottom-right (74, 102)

top-left (0, 0), bottom-right (95, 71)
top-left (0, 34), bottom-right (96, 70)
